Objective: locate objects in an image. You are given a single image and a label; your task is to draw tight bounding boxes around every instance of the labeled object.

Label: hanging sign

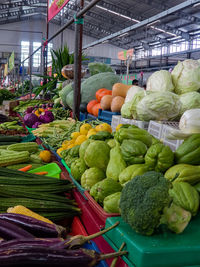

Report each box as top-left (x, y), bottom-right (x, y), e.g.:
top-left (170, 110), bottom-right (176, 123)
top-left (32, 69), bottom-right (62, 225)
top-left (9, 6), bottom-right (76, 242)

top-left (118, 49), bottom-right (134, 61)
top-left (8, 51), bottom-right (15, 71)
top-left (48, 0), bottom-right (70, 21)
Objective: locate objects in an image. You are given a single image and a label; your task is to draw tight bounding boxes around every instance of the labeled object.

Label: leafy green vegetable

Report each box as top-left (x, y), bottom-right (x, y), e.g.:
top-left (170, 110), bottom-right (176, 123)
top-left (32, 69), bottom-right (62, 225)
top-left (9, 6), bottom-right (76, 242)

top-left (81, 167), bottom-right (105, 190)
top-left (88, 62), bottom-right (113, 76)
top-left (179, 92), bottom-right (200, 115)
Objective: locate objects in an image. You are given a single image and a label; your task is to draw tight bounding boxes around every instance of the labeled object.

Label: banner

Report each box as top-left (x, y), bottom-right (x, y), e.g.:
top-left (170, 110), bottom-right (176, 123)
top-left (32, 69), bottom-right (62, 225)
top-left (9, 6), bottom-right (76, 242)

top-left (118, 49), bottom-right (134, 61)
top-left (4, 63), bottom-right (8, 77)
top-left (48, 0), bottom-right (70, 21)
top-left (8, 51), bottom-right (15, 71)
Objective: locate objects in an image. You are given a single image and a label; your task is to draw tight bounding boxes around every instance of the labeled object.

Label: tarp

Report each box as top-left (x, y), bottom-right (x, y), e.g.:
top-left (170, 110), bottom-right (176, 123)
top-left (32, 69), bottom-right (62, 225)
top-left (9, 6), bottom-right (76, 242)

top-left (48, 0), bottom-right (70, 21)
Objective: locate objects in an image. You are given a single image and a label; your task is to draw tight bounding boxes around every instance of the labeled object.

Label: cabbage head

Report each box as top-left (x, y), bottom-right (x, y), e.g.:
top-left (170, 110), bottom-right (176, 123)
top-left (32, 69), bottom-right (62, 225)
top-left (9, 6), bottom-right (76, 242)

top-left (172, 59), bottom-right (200, 95)
top-left (179, 92), bottom-right (200, 115)
top-left (84, 140), bottom-right (110, 171)
top-left (147, 70), bottom-right (174, 92)
top-left (136, 92), bottom-right (181, 121)
top-left (81, 167), bottom-right (105, 190)
top-left (121, 102), bottom-right (132, 119)
top-left (129, 91), bottom-right (147, 119)
top-left (125, 86), bottom-right (144, 103)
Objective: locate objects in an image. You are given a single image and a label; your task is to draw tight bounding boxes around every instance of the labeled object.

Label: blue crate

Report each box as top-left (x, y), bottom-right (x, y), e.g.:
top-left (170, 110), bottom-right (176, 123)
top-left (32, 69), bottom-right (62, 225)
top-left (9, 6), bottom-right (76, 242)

top-left (80, 112), bottom-right (88, 121)
top-left (83, 241), bottom-right (108, 267)
top-left (87, 114), bottom-right (97, 120)
top-left (98, 109), bottom-right (120, 123)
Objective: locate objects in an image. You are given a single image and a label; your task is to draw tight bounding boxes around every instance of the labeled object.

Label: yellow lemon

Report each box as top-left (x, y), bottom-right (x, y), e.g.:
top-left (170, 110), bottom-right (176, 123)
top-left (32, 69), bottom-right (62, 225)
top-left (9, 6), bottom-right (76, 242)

top-left (95, 123), bottom-right (112, 133)
top-left (80, 123), bottom-right (92, 135)
top-left (67, 144), bottom-right (75, 149)
top-left (87, 129), bottom-right (97, 138)
top-left (75, 135), bottom-right (88, 145)
top-left (71, 132), bottom-right (81, 140)
top-left (116, 124), bottom-right (123, 131)
top-left (62, 139), bottom-right (74, 146)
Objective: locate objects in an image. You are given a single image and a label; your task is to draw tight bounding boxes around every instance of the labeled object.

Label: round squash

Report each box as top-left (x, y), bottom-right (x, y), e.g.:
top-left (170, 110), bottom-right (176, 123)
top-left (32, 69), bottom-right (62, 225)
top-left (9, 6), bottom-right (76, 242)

top-left (111, 96), bottom-right (125, 112)
top-left (112, 83), bottom-right (132, 98)
top-left (92, 103), bottom-right (101, 117)
top-left (87, 100), bottom-right (98, 114)
top-left (100, 95), bottom-right (112, 110)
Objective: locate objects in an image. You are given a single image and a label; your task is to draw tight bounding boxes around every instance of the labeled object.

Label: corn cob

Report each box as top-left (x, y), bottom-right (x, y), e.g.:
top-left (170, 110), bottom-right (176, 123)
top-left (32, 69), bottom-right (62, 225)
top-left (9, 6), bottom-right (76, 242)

top-left (0, 151), bottom-right (30, 166)
top-left (7, 205), bottom-right (53, 224)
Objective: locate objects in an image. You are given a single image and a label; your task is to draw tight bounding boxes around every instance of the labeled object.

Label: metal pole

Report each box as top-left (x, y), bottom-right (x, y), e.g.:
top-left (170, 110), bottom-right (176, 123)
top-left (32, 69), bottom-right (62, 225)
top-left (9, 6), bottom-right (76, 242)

top-left (22, 63), bottom-right (24, 95)
top-left (29, 51), bottom-right (32, 99)
top-left (21, 0), bottom-right (101, 65)
top-left (73, 17), bottom-right (80, 119)
top-left (43, 3), bottom-right (49, 89)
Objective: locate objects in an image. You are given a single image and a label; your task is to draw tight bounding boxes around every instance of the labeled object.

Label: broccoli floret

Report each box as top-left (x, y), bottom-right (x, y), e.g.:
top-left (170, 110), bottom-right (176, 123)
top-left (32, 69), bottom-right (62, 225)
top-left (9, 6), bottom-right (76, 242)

top-left (119, 171), bottom-right (171, 236)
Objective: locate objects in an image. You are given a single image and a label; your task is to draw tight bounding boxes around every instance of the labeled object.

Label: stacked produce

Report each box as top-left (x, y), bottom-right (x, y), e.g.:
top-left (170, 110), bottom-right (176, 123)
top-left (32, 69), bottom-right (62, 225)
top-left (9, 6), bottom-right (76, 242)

top-left (0, 167), bottom-right (79, 221)
top-left (121, 59), bottom-right (200, 121)
top-left (13, 100), bottom-right (50, 113)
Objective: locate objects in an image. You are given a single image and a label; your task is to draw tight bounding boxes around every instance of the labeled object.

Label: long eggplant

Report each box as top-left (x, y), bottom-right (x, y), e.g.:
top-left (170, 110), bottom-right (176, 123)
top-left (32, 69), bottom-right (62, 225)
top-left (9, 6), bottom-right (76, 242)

top-left (0, 219), bottom-right (34, 240)
top-left (0, 246), bottom-right (127, 267)
top-left (0, 238), bottom-right (63, 249)
top-left (0, 213), bottom-right (66, 238)
top-left (52, 221), bottom-right (120, 250)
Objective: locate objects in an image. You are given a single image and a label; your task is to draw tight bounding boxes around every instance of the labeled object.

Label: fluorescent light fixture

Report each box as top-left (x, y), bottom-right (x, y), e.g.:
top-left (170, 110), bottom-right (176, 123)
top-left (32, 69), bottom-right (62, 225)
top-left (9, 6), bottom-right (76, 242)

top-left (96, 5), bottom-right (178, 37)
top-left (193, 2), bottom-right (200, 7)
top-left (102, 40), bottom-right (109, 44)
top-left (147, 19), bottom-right (160, 27)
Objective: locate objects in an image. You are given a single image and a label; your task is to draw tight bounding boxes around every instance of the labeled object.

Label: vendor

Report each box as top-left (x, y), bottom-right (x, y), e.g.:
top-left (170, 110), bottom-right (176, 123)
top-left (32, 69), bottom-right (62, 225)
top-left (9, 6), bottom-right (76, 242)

top-left (132, 79), bottom-right (139, 86)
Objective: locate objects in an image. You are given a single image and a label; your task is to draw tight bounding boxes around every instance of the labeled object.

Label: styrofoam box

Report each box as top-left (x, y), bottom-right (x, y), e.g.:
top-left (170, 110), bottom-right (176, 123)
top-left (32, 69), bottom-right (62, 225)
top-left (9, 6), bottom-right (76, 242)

top-left (120, 118), bottom-right (149, 130)
top-left (111, 115), bottom-right (122, 131)
top-left (161, 124), bottom-right (184, 152)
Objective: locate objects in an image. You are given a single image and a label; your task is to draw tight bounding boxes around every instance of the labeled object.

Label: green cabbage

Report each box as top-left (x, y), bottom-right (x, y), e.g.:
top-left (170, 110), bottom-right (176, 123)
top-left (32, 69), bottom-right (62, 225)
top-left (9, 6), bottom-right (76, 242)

top-left (179, 92), bottom-right (200, 115)
top-left (172, 59), bottom-right (200, 95)
top-left (147, 70), bottom-right (174, 92)
top-left (121, 102), bottom-right (132, 119)
top-left (125, 86), bottom-right (144, 103)
top-left (136, 92), bottom-right (181, 121)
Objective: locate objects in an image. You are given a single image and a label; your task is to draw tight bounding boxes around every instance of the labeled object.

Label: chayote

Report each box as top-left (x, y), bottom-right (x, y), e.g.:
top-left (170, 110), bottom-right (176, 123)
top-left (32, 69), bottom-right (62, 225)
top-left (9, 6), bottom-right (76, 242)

top-left (169, 182), bottom-right (199, 216)
top-left (71, 158), bottom-right (87, 181)
top-left (90, 178), bottom-right (122, 205)
top-left (119, 164), bottom-right (149, 186)
top-left (79, 140), bottom-right (93, 159)
top-left (103, 192), bottom-right (121, 213)
top-left (106, 143), bottom-right (126, 181)
top-left (81, 167), bottom-right (105, 190)
top-left (145, 143), bottom-right (174, 173)
top-left (121, 139), bottom-right (147, 165)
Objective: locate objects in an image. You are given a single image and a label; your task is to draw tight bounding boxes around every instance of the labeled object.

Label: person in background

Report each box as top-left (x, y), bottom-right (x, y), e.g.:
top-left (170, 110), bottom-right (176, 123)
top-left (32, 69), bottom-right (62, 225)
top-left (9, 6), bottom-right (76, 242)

top-left (132, 79), bottom-right (139, 86)
top-left (143, 84), bottom-right (147, 90)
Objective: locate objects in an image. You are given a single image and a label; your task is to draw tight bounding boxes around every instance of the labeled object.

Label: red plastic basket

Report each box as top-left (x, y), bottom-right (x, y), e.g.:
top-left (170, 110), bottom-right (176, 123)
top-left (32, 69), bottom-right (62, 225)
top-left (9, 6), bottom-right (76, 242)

top-left (70, 216), bottom-right (88, 236)
top-left (84, 191), bottom-right (120, 224)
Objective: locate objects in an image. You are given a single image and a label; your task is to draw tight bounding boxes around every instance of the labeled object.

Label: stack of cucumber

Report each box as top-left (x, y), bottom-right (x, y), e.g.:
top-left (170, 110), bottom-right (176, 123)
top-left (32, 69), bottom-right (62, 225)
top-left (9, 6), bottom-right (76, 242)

top-left (0, 167), bottom-right (80, 221)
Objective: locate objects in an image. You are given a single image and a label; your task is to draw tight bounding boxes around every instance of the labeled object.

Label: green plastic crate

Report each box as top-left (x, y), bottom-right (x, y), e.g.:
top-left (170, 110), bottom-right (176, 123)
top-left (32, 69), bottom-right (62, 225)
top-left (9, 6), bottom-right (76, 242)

top-left (104, 216), bottom-right (200, 267)
top-left (29, 162), bottom-right (61, 179)
top-left (25, 126), bottom-right (36, 133)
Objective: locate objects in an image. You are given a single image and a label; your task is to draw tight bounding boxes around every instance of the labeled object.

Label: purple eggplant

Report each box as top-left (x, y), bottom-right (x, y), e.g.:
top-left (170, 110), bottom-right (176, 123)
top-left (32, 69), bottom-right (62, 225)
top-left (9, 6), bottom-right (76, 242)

top-left (0, 238), bottom-right (63, 249)
top-left (52, 221), bottom-right (120, 250)
top-left (0, 213), bottom-right (66, 238)
top-left (0, 246), bottom-right (127, 267)
top-left (0, 219), bottom-right (34, 240)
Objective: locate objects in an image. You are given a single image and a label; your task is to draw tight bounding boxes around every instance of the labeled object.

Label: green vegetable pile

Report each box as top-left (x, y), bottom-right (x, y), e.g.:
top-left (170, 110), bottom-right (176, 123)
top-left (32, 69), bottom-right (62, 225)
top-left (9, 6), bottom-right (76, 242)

top-left (0, 89), bottom-right (15, 105)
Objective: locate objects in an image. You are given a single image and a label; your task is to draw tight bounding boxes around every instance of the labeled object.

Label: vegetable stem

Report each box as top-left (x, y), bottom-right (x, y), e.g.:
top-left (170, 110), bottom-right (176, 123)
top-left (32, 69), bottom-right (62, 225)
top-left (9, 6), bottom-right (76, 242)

top-left (110, 242), bottom-right (126, 267)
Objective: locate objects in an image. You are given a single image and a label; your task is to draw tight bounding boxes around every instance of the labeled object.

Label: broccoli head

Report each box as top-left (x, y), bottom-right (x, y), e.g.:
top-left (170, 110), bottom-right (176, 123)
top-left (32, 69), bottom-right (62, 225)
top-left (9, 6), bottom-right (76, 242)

top-left (119, 171), bottom-right (171, 236)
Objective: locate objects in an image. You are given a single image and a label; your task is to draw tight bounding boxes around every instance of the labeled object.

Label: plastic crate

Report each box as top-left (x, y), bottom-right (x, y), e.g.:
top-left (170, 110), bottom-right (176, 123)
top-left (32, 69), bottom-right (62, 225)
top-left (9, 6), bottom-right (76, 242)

top-left (161, 124), bottom-right (184, 152)
top-left (98, 109), bottom-right (120, 123)
top-left (105, 216), bottom-right (200, 267)
top-left (121, 118), bottom-right (149, 130)
top-left (87, 114), bottom-right (97, 120)
top-left (148, 121), bottom-right (164, 139)
top-left (29, 162), bottom-right (61, 179)
top-left (80, 112), bottom-right (88, 121)
top-left (25, 126), bottom-right (36, 133)
top-left (69, 173), bottom-right (86, 198)
top-left (61, 159), bottom-right (71, 174)
top-left (85, 191), bottom-right (120, 224)
top-left (111, 115), bottom-right (122, 131)
top-left (21, 134), bottom-right (36, 143)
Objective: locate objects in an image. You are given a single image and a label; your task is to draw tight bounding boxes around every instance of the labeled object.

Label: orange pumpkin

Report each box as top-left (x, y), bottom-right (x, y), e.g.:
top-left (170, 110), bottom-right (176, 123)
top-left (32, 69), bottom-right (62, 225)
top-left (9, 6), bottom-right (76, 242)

top-left (87, 100), bottom-right (98, 114)
top-left (96, 89), bottom-right (111, 102)
top-left (112, 83), bottom-right (132, 98)
top-left (92, 103), bottom-right (101, 117)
